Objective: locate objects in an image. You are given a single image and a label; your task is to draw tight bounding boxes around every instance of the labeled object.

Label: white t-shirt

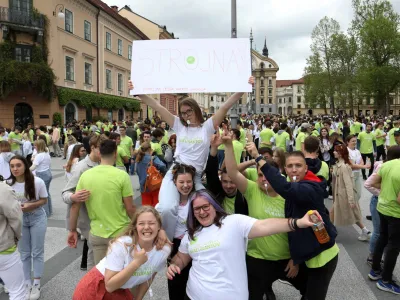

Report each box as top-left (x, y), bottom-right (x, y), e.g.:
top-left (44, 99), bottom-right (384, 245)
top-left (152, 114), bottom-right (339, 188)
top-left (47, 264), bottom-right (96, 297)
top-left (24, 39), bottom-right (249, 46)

top-left (173, 116), bottom-right (215, 172)
top-left (96, 236), bottom-right (170, 289)
top-left (10, 176), bottom-right (48, 204)
top-left (32, 152), bottom-right (51, 172)
top-left (0, 155), bottom-right (10, 180)
top-left (66, 143), bottom-right (77, 161)
top-left (348, 147), bottom-right (362, 173)
top-left (179, 214), bottom-right (257, 300)
top-left (174, 200), bottom-right (189, 239)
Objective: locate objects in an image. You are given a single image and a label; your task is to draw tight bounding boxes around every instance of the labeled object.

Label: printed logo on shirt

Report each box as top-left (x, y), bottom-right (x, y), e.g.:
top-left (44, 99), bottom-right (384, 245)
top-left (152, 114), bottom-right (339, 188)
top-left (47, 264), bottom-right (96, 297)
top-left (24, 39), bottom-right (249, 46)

top-left (178, 137), bottom-right (203, 144)
top-left (189, 237), bottom-right (198, 245)
top-left (133, 265), bottom-right (154, 276)
top-left (189, 240), bottom-right (221, 254)
top-left (264, 207), bottom-right (285, 218)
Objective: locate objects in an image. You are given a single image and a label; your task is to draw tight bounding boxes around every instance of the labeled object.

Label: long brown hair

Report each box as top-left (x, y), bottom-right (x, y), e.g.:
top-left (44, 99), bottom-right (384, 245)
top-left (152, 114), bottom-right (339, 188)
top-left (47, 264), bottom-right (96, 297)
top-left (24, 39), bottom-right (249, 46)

top-left (66, 144), bottom-right (84, 172)
top-left (178, 98), bottom-right (204, 126)
top-left (8, 155), bottom-right (36, 200)
top-left (334, 144), bottom-right (351, 165)
top-left (136, 142), bottom-right (152, 163)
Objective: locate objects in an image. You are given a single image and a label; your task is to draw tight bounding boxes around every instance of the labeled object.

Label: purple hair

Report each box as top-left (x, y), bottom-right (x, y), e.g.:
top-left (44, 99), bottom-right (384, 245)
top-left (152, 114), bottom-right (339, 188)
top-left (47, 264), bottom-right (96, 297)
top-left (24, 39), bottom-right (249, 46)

top-left (186, 189), bottom-right (227, 240)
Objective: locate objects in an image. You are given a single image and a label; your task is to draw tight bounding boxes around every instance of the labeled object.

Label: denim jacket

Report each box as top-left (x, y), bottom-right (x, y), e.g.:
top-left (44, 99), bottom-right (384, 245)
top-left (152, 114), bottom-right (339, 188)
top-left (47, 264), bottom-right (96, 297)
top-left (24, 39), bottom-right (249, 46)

top-left (136, 154), bottom-right (166, 193)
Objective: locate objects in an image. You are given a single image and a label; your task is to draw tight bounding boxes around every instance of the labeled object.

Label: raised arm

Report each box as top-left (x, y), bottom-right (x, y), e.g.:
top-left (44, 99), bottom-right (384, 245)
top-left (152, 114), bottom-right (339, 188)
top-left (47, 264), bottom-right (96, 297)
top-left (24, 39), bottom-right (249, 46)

top-left (205, 133), bottom-right (224, 196)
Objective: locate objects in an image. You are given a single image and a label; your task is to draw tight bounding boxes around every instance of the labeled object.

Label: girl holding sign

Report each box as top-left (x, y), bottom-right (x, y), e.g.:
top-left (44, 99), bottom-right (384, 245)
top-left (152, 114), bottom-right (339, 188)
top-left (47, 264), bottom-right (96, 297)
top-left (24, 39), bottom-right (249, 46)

top-left (128, 77), bottom-right (254, 241)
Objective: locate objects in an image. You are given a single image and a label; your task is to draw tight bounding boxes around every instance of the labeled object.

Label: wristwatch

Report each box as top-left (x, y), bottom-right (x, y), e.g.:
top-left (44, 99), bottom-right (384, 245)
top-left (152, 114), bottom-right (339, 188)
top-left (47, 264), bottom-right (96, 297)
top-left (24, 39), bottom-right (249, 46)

top-left (255, 155), bottom-right (264, 164)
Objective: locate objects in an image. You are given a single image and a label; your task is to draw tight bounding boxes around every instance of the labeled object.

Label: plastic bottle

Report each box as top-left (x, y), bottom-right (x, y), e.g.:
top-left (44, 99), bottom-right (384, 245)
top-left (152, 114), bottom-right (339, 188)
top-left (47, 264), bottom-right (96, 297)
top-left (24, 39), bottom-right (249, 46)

top-left (307, 210), bottom-right (330, 244)
top-left (366, 157), bottom-right (371, 166)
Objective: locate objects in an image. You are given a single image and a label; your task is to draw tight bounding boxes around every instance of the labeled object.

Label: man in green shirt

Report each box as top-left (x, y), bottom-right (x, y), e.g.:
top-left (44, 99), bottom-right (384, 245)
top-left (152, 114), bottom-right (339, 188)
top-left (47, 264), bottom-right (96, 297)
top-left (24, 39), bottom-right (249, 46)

top-left (272, 123), bottom-right (290, 152)
top-left (388, 120), bottom-right (400, 146)
top-left (395, 130), bottom-right (400, 146)
top-left (109, 132), bottom-right (129, 170)
top-left (259, 121), bottom-right (274, 148)
top-left (295, 123), bottom-right (310, 152)
top-left (8, 126), bottom-right (22, 155)
top-left (151, 128), bottom-right (165, 162)
top-left (358, 123), bottom-right (375, 179)
top-left (119, 126), bottom-right (133, 173)
top-left (374, 122), bottom-right (387, 161)
top-left (231, 129), bottom-right (244, 164)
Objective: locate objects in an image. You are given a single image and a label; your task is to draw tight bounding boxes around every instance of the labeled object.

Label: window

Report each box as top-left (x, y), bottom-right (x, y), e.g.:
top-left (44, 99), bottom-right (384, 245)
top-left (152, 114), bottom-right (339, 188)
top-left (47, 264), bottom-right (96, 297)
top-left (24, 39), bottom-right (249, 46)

top-left (279, 98), bottom-right (282, 104)
top-left (106, 69), bottom-right (112, 89)
top-left (84, 63), bottom-right (92, 85)
top-left (268, 89), bottom-right (272, 95)
top-left (261, 108), bottom-right (264, 113)
top-left (298, 111), bottom-right (301, 115)
top-left (268, 98), bottom-right (272, 104)
top-left (118, 39), bottom-right (122, 56)
top-left (269, 79), bottom-right (272, 86)
top-left (261, 90), bottom-right (264, 96)
top-left (11, 0), bottom-right (31, 12)
top-left (239, 98), bottom-right (242, 104)
top-left (86, 107), bottom-right (92, 121)
top-left (65, 56), bottom-right (74, 81)
top-left (128, 45), bottom-right (132, 60)
top-left (238, 108), bottom-right (242, 113)
top-left (283, 98), bottom-right (285, 103)
top-left (269, 64), bottom-right (272, 68)
top-left (221, 97), bottom-right (224, 102)
top-left (289, 97), bottom-right (292, 103)
top-left (65, 9), bottom-right (73, 33)
top-left (106, 32), bottom-right (111, 50)
top-left (211, 96), bottom-right (214, 101)
top-left (261, 98), bottom-right (264, 104)
top-left (297, 86), bottom-right (301, 93)
top-left (297, 96), bottom-right (301, 102)
top-left (118, 73), bottom-right (123, 92)
top-left (297, 104), bottom-right (301, 109)
top-left (261, 80), bottom-right (264, 86)
top-left (108, 109), bottom-right (113, 121)
top-left (15, 45), bottom-right (31, 62)
top-left (84, 20), bottom-right (91, 41)
top-left (269, 108), bottom-right (272, 113)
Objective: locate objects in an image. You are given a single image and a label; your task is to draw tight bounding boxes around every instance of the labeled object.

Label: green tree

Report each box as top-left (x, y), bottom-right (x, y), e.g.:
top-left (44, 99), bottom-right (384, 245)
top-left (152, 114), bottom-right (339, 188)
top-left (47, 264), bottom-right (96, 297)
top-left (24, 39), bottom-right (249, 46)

top-left (352, 0), bottom-right (400, 114)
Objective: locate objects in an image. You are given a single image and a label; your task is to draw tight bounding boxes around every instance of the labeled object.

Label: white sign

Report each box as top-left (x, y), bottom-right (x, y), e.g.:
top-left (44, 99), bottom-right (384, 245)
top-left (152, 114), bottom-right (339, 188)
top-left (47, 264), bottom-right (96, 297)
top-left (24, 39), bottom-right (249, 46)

top-left (130, 38), bottom-right (252, 95)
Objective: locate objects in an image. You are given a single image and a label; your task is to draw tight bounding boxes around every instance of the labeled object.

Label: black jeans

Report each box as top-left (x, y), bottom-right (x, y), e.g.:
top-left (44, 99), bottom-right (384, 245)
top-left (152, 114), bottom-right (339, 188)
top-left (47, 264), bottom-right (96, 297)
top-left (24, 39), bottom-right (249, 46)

top-left (80, 239), bottom-right (88, 269)
top-left (306, 254), bottom-right (338, 300)
top-left (376, 145), bottom-right (386, 161)
top-left (246, 255), bottom-right (307, 300)
top-left (168, 238), bottom-right (191, 300)
top-left (372, 212), bottom-right (400, 281)
top-left (361, 152), bottom-right (374, 178)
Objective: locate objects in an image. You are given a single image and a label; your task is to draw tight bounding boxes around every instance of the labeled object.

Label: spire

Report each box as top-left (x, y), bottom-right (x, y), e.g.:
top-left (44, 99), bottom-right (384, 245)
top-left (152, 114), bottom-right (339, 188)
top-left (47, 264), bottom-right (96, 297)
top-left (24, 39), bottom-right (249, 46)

top-left (262, 37), bottom-right (268, 57)
top-left (250, 28), bottom-right (253, 50)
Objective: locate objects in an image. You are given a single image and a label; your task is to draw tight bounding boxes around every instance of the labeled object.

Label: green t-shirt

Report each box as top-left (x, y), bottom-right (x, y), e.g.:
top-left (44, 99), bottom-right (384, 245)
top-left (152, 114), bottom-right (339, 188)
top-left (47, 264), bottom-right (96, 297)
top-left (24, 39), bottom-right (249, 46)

top-left (358, 132), bottom-right (375, 154)
top-left (102, 124), bottom-right (112, 132)
top-left (151, 142), bottom-right (163, 156)
top-left (374, 128), bottom-right (385, 147)
top-left (218, 129), bottom-right (225, 151)
top-left (96, 121), bottom-right (103, 129)
top-left (136, 128), bottom-right (142, 138)
top-left (306, 243), bottom-right (339, 268)
top-left (296, 132), bottom-right (306, 151)
top-left (0, 245), bottom-right (17, 255)
top-left (350, 122), bottom-right (361, 135)
top-left (116, 145), bottom-right (129, 167)
top-left (222, 196), bottom-right (235, 214)
top-left (29, 129), bottom-right (34, 142)
top-left (317, 161), bottom-right (329, 181)
top-left (315, 122), bottom-right (321, 131)
top-left (274, 131), bottom-right (290, 152)
top-left (239, 128), bottom-right (246, 148)
top-left (76, 165), bottom-right (133, 238)
top-left (44, 133), bottom-right (51, 145)
top-left (388, 128), bottom-right (398, 146)
top-left (244, 180), bottom-right (290, 260)
top-left (8, 132), bottom-right (22, 151)
top-left (120, 136), bottom-right (133, 156)
top-left (311, 130), bottom-right (319, 137)
top-left (377, 159), bottom-right (400, 218)
top-left (161, 131), bottom-right (169, 145)
top-left (245, 168), bottom-right (258, 182)
top-left (233, 140), bottom-right (244, 164)
top-left (259, 128), bottom-right (274, 147)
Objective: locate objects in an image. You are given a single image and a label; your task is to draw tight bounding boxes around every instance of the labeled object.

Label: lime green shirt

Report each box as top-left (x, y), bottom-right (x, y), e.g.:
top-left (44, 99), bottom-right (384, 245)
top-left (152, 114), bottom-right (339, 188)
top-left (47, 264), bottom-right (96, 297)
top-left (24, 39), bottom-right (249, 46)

top-left (315, 122), bottom-right (321, 131)
top-left (233, 140), bottom-right (244, 164)
top-left (259, 128), bottom-right (274, 147)
top-left (0, 245), bottom-right (17, 255)
top-left (296, 132), bottom-right (306, 151)
top-left (306, 243), bottom-right (339, 268)
top-left (8, 132), bottom-right (22, 151)
top-left (244, 180), bottom-right (290, 260)
top-left (222, 196), bottom-right (235, 214)
top-left (377, 159), bottom-right (400, 218)
top-left (151, 142), bottom-right (163, 156)
top-left (239, 128), bottom-right (246, 148)
top-left (311, 130), bottom-right (319, 137)
top-left (120, 136), bottom-right (133, 156)
top-left (44, 133), bottom-right (51, 146)
top-left (218, 129), bottom-right (225, 151)
top-left (29, 129), bottom-right (34, 142)
top-left (374, 128), bottom-right (385, 147)
top-left (116, 145), bottom-right (129, 167)
top-left (388, 128), bottom-right (399, 146)
top-left (350, 122), bottom-right (362, 135)
top-left (274, 131), bottom-right (290, 152)
top-left (76, 165), bottom-right (133, 238)
top-left (358, 132), bottom-right (375, 154)
top-left (245, 168), bottom-right (258, 182)
top-left (317, 161), bottom-right (329, 181)
top-left (102, 124), bottom-right (112, 132)
top-left (161, 131), bottom-right (169, 145)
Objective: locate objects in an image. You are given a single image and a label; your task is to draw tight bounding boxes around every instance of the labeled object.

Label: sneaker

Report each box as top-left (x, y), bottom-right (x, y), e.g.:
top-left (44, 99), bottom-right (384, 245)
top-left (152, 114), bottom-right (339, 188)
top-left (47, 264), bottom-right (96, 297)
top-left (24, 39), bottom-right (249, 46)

top-left (368, 269), bottom-right (382, 281)
top-left (358, 231), bottom-right (371, 242)
top-left (30, 284), bottom-right (40, 300)
top-left (25, 286), bottom-right (31, 300)
top-left (376, 280), bottom-right (400, 295)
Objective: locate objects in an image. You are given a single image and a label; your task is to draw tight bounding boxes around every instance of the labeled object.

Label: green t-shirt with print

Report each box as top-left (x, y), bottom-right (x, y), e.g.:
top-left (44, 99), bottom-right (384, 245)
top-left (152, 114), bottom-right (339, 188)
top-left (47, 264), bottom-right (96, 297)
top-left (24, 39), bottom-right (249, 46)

top-left (317, 161), bottom-right (329, 181)
top-left (296, 132), bottom-right (306, 151)
top-left (8, 132), bottom-right (22, 151)
top-left (259, 128), bottom-right (274, 147)
top-left (306, 243), bottom-right (339, 268)
top-left (275, 131), bottom-right (290, 152)
top-left (377, 159), bottom-right (400, 218)
top-left (358, 132), bottom-right (375, 154)
top-left (233, 140), bottom-right (244, 164)
top-left (120, 136), bottom-right (133, 156)
top-left (151, 142), bottom-right (163, 156)
top-left (244, 180), bottom-right (290, 261)
top-left (374, 128), bottom-right (385, 146)
top-left (222, 196), bottom-right (235, 214)
top-left (116, 145), bottom-right (129, 167)
top-left (76, 165), bottom-right (133, 238)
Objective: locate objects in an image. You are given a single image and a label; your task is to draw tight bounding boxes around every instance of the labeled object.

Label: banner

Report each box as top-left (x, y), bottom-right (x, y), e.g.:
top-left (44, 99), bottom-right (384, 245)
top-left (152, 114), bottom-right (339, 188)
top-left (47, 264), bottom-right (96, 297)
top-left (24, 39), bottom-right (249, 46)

top-left (130, 38), bottom-right (252, 95)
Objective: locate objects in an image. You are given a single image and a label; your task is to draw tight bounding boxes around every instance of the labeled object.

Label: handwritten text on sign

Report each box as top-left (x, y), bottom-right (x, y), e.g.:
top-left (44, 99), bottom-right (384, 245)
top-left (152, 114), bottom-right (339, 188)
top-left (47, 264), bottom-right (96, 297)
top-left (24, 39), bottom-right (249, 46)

top-left (130, 38), bottom-right (252, 95)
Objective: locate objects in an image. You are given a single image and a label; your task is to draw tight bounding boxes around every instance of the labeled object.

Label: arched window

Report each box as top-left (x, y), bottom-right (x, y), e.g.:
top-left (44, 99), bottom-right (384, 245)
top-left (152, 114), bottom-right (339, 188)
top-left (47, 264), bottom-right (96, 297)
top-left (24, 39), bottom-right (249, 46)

top-left (65, 103), bottom-right (76, 123)
top-left (14, 103), bottom-right (33, 128)
top-left (118, 108), bottom-right (124, 121)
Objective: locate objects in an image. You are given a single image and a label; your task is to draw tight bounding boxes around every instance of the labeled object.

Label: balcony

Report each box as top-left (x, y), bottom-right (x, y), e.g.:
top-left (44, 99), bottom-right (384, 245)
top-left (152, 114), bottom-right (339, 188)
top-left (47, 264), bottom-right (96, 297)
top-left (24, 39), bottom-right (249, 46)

top-left (0, 7), bottom-right (44, 30)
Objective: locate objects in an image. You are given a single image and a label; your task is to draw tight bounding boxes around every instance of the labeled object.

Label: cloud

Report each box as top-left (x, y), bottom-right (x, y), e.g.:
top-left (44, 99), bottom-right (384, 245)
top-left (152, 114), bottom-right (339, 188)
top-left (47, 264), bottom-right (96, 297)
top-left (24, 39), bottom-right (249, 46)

top-left (102, 0), bottom-right (399, 79)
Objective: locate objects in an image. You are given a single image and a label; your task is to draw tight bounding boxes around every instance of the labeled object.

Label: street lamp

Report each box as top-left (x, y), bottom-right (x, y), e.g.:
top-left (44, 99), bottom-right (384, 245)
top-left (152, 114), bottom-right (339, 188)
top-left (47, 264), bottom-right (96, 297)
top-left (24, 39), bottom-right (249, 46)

top-left (230, 0), bottom-right (239, 128)
top-left (53, 4), bottom-right (65, 19)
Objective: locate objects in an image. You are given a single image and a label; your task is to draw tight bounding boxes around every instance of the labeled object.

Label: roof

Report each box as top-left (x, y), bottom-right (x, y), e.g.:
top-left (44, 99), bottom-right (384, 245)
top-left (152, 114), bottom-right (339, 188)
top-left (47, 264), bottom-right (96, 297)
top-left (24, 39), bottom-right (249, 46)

top-left (276, 78), bottom-right (304, 88)
top-left (86, 0), bottom-right (149, 40)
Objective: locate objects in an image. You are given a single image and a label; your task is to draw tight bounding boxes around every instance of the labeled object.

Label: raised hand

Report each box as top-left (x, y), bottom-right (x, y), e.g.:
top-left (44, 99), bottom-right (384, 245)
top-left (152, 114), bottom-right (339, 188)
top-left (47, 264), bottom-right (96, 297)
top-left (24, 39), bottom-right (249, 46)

top-left (245, 142), bottom-right (259, 159)
top-left (210, 130), bottom-right (223, 148)
top-left (248, 76), bottom-right (255, 86)
top-left (221, 129), bottom-right (233, 145)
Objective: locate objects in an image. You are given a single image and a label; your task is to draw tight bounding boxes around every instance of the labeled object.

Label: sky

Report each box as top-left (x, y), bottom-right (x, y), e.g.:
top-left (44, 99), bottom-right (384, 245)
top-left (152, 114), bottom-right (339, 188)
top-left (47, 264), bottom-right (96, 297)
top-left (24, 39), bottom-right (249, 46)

top-left (103, 0), bottom-right (400, 80)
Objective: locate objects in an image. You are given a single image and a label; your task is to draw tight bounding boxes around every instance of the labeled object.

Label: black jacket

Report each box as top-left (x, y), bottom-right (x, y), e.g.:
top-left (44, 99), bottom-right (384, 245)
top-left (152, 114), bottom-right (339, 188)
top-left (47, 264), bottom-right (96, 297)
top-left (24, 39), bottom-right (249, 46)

top-left (205, 154), bottom-right (248, 215)
top-left (260, 163), bottom-right (337, 265)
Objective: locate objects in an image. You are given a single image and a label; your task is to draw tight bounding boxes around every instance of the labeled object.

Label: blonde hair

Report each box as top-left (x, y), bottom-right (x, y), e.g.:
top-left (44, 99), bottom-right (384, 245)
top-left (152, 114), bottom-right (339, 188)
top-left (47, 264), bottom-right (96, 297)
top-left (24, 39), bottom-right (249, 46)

top-left (34, 139), bottom-right (48, 153)
top-left (136, 142), bottom-right (152, 163)
top-left (108, 206), bottom-right (162, 257)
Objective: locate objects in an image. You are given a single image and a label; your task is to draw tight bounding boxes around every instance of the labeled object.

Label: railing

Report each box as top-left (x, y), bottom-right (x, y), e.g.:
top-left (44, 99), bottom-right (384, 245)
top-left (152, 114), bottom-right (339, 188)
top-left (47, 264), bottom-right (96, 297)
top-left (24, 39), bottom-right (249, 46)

top-left (0, 7), bottom-right (44, 29)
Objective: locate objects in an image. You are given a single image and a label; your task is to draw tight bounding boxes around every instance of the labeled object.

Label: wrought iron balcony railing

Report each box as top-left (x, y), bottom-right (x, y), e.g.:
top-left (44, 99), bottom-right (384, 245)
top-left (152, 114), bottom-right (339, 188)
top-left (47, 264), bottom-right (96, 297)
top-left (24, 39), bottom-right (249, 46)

top-left (0, 7), bottom-right (44, 29)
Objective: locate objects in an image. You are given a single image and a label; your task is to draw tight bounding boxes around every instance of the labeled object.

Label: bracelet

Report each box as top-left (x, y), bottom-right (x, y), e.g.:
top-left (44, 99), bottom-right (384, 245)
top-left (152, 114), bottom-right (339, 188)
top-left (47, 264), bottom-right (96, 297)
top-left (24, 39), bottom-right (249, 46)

top-left (69, 228), bottom-right (77, 233)
top-left (255, 155), bottom-right (264, 164)
top-left (293, 218), bottom-right (299, 230)
top-left (288, 218), bottom-right (295, 231)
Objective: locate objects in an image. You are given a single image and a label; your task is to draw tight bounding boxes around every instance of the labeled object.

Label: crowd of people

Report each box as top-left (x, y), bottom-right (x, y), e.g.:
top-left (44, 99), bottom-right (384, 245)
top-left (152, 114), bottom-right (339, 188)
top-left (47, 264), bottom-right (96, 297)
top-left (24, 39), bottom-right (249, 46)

top-left (0, 77), bottom-right (400, 300)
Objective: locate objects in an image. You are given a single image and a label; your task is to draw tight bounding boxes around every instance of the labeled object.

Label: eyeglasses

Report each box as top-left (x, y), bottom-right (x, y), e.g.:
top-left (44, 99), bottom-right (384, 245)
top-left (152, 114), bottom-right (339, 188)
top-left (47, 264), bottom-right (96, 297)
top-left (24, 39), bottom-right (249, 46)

top-left (193, 203), bottom-right (211, 214)
top-left (180, 109), bottom-right (193, 117)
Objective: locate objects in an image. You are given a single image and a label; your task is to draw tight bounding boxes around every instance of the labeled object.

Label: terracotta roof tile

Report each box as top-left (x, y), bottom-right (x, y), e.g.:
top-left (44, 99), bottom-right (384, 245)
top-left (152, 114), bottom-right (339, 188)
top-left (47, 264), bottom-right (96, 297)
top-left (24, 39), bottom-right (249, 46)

top-left (276, 78), bottom-right (304, 87)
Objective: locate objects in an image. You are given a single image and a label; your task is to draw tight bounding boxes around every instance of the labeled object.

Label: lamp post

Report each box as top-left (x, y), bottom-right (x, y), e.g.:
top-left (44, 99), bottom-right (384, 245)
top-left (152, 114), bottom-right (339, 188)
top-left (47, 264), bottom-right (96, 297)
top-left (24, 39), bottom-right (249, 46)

top-left (230, 0), bottom-right (239, 129)
top-left (53, 4), bottom-right (65, 18)
top-left (249, 28), bottom-right (254, 114)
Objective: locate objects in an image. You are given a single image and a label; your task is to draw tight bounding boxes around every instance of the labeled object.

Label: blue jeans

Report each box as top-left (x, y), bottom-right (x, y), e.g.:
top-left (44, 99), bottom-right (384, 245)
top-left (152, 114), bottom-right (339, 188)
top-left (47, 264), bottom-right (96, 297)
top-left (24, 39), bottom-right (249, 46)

top-left (19, 207), bottom-right (47, 280)
top-left (36, 169), bottom-right (53, 216)
top-left (369, 195), bottom-right (380, 254)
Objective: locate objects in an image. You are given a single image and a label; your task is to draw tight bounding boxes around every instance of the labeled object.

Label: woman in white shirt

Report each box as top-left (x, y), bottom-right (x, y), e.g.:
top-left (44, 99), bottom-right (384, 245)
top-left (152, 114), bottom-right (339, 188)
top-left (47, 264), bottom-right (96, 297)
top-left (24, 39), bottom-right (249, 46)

top-left (167, 190), bottom-right (318, 300)
top-left (168, 163), bottom-right (196, 300)
top-left (30, 140), bottom-right (52, 217)
top-left (8, 155), bottom-right (48, 300)
top-left (129, 77), bottom-right (254, 241)
top-left (64, 144), bottom-right (86, 181)
top-left (0, 141), bottom-right (14, 180)
top-left (73, 206), bottom-right (171, 300)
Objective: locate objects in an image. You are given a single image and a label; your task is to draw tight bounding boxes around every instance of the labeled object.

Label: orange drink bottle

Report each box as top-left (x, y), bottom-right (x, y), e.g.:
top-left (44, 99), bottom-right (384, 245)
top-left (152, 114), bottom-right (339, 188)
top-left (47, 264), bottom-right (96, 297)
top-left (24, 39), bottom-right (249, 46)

top-left (308, 210), bottom-right (330, 244)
